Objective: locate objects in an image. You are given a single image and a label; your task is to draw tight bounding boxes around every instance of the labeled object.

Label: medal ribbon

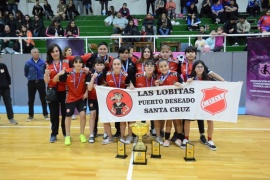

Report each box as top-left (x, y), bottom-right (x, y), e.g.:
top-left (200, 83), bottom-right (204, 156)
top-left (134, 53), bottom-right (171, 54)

top-left (112, 71), bottom-right (122, 88)
top-left (160, 70), bottom-right (170, 83)
top-left (73, 69), bottom-right (83, 90)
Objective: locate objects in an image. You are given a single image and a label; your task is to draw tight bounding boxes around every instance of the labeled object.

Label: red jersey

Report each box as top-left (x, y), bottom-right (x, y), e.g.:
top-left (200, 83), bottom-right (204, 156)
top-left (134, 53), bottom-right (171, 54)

top-left (87, 72), bottom-right (105, 100)
top-left (106, 71), bottom-right (127, 88)
top-left (157, 70), bottom-right (183, 86)
top-left (180, 61), bottom-right (211, 82)
top-left (59, 70), bottom-right (87, 103)
top-left (168, 58), bottom-right (180, 71)
top-left (46, 61), bottom-right (70, 91)
top-left (135, 73), bottom-right (157, 88)
top-left (65, 53), bottom-right (91, 64)
top-left (136, 62), bottom-right (145, 73)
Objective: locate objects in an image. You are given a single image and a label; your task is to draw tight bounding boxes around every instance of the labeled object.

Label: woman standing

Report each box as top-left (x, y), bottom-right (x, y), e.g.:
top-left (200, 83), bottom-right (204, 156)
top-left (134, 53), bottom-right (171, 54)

top-left (181, 60), bottom-right (217, 150)
top-left (44, 44), bottom-right (70, 143)
top-left (136, 46), bottom-right (154, 73)
top-left (18, 24), bottom-right (35, 53)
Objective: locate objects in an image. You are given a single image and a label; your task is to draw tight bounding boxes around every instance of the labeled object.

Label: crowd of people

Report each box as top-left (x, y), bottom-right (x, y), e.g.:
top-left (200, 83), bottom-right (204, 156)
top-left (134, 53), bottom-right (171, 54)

top-left (0, 43), bottom-right (226, 151)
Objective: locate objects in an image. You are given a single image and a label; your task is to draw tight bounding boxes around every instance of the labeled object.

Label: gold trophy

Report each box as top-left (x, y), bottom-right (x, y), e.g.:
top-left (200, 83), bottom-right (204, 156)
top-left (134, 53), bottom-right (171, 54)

top-left (130, 122), bottom-right (149, 165)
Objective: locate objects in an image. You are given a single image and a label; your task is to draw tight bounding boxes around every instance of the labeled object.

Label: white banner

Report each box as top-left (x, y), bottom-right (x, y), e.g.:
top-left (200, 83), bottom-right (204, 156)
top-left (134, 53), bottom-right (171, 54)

top-left (96, 81), bottom-right (243, 123)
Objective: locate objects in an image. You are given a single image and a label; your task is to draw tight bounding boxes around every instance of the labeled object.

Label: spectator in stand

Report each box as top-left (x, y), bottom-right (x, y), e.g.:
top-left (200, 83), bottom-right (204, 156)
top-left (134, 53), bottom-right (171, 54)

top-left (112, 12), bottom-right (128, 34)
top-left (17, 24), bottom-right (35, 54)
top-left (186, 0), bottom-right (198, 7)
top-left (46, 19), bottom-right (64, 37)
top-left (44, 0), bottom-right (54, 20)
top-left (23, 15), bottom-right (33, 32)
top-left (7, 0), bottom-right (19, 15)
top-left (211, 0), bottom-right (225, 24)
top-left (141, 13), bottom-right (157, 37)
top-left (146, 0), bottom-right (156, 15)
top-left (155, 0), bottom-right (166, 19)
top-left (205, 30), bottom-right (216, 51)
top-left (187, 2), bottom-right (198, 18)
top-left (187, 13), bottom-right (201, 31)
top-left (257, 8), bottom-right (270, 33)
top-left (15, 10), bottom-right (24, 30)
top-left (33, 15), bottom-right (45, 37)
top-left (212, 26), bottom-right (227, 51)
top-left (223, 16), bottom-right (238, 46)
top-left (123, 19), bottom-right (139, 43)
top-left (220, 0), bottom-right (230, 9)
top-left (83, 0), bottom-right (93, 15)
top-left (32, 0), bottom-right (44, 18)
top-left (262, 0), bottom-right (270, 12)
top-left (119, 3), bottom-right (130, 19)
top-left (0, 25), bottom-right (16, 52)
top-left (104, 6), bottom-right (115, 26)
top-left (0, 1), bottom-right (7, 16)
top-left (200, 0), bottom-right (212, 18)
top-left (237, 16), bottom-right (250, 44)
top-left (166, 0), bottom-right (176, 19)
top-left (57, 0), bottom-right (67, 20)
top-left (99, 0), bottom-right (108, 15)
top-left (195, 33), bottom-right (206, 52)
top-left (157, 12), bottom-right (172, 35)
top-left (66, 0), bottom-right (80, 20)
top-left (180, 0), bottom-right (187, 15)
top-left (0, 56), bottom-right (18, 125)
top-left (247, 0), bottom-right (261, 17)
top-left (73, 0), bottom-right (84, 15)
top-left (0, 11), bottom-right (5, 35)
top-left (224, 0), bottom-right (238, 20)
top-left (237, 16), bottom-right (251, 34)
top-left (5, 12), bottom-right (18, 32)
top-left (65, 19), bottom-right (79, 37)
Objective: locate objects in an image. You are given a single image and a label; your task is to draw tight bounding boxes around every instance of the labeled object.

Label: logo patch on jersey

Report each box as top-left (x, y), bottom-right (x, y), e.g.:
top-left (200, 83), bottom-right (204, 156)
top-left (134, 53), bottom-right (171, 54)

top-left (201, 87), bottom-right (228, 115)
top-left (106, 89), bottom-right (133, 117)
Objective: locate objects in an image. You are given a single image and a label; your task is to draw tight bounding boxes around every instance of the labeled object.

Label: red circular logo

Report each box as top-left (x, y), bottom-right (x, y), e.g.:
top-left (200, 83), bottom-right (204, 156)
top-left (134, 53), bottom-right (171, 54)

top-left (106, 89), bottom-right (133, 117)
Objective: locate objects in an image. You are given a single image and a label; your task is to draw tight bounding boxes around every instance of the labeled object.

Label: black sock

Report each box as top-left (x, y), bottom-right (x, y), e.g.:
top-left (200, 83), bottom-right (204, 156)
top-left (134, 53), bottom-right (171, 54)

top-left (165, 132), bottom-right (170, 140)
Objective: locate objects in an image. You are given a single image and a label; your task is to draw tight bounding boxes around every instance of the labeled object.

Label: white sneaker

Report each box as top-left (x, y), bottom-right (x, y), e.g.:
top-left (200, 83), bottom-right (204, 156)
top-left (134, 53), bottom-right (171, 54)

top-left (175, 139), bottom-right (182, 147)
top-left (151, 129), bottom-right (156, 137)
top-left (88, 136), bottom-right (95, 143)
top-left (205, 140), bottom-right (217, 151)
top-left (155, 136), bottom-right (163, 145)
top-left (181, 139), bottom-right (188, 149)
top-left (163, 139), bottom-right (170, 147)
top-left (102, 138), bottom-right (113, 145)
top-left (120, 138), bottom-right (126, 144)
top-left (125, 136), bottom-right (133, 144)
top-left (71, 114), bottom-right (76, 120)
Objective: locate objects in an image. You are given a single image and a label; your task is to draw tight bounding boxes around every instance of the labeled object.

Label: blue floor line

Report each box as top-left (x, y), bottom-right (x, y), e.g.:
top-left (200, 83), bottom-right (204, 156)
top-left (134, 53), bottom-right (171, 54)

top-left (0, 105), bottom-right (246, 115)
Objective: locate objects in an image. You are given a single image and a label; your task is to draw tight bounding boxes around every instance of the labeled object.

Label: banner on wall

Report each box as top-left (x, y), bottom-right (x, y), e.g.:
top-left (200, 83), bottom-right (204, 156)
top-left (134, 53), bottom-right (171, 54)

top-left (246, 37), bottom-right (270, 117)
top-left (96, 81), bottom-right (242, 123)
top-left (46, 38), bottom-right (84, 55)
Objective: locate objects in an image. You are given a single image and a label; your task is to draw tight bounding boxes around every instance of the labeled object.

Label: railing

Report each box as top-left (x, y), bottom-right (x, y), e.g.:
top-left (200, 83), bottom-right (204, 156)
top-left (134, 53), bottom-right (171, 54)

top-left (1, 33), bottom-right (269, 54)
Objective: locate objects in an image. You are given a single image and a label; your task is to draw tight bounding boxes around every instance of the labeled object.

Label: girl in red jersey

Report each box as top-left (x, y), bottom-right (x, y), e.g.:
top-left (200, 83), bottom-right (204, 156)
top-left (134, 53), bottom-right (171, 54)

top-left (135, 46), bottom-right (154, 73)
top-left (135, 60), bottom-right (158, 141)
top-left (53, 56), bottom-right (88, 146)
top-left (102, 58), bottom-right (128, 145)
top-left (181, 60), bottom-right (217, 151)
top-left (87, 57), bottom-right (106, 143)
top-left (154, 59), bottom-right (184, 147)
top-left (156, 45), bottom-right (180, 72)
top-left (44, 44), bottom-right (70, 143)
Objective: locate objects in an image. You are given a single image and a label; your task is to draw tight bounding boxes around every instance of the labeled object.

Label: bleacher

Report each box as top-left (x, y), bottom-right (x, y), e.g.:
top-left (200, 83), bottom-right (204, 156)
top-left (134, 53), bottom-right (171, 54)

top-left (36, 14), bottom-right (260, 53)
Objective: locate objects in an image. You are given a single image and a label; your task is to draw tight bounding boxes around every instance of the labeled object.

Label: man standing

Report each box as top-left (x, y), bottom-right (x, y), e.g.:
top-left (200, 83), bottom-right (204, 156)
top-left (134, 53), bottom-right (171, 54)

top-left (0, 55), bottom-right (18, 124)
top-left (24, 48), bottom-right (49, 122)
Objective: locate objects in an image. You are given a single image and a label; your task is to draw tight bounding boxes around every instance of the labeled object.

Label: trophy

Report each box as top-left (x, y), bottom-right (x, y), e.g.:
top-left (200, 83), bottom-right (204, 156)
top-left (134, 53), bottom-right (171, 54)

top-left (184, 142), bottom-right (196, 161)
top-left (130, 122), bottom-right (149, 165)
top-left (151, 141), bottom-right (161, 158)
top-left (116, 140), bottom-right (127, 159)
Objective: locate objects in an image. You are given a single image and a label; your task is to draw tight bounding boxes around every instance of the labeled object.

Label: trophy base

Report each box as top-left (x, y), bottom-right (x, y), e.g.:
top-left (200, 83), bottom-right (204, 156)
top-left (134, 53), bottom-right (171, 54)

top-left (151, 154), bottom-right (161, 159)
top-left (184, 157), bottom-right (196, 161)
top-left (133, 147), bottom-right (147, 165)
top-left (115, 155), bottom-right (128, 159)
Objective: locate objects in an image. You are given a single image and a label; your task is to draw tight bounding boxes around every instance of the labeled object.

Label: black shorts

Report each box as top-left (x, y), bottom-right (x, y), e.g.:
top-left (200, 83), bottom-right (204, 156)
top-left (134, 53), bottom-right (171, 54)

top-left (66, 99), bottom-right (87, 117)
top-left (88, 99), bottom-right (98, 111)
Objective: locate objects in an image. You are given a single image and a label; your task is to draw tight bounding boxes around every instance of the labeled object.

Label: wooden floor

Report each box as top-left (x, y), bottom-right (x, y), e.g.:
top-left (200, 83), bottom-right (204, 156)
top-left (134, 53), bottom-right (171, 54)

top-left (0, 114), bottom-right (270, 180)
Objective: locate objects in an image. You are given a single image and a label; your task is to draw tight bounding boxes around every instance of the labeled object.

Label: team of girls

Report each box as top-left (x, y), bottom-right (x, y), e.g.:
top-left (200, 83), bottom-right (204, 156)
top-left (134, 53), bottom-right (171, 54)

top-left (45, 43), bottom-right (222, 150)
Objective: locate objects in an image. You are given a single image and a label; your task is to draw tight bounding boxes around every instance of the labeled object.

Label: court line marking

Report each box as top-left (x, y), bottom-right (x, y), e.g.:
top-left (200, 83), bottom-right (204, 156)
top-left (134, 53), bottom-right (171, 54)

top-left (1, 126), bottom-right (270, 131)
top-left (126, 139), bottom-right (137, 180)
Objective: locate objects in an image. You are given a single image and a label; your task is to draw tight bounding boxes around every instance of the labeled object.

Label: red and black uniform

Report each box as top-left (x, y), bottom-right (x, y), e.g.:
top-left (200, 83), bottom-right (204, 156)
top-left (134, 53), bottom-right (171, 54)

top-left (46, 61), bottom-right (70, 137)
top-left (135, 61), bottom-right (145, 74)
top-left (157, 70), bottom-right (183, 86)
top-left (59, 69), bottom-right (87, 117)
top-left (180, 61), bottom-right (212, 82)
top-left (155, 58), bottom-right (180, 74)
top-left (106, 71), bottom-right (128, 88)
top-left (135, 73), bottom-right (157, 88)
